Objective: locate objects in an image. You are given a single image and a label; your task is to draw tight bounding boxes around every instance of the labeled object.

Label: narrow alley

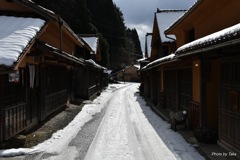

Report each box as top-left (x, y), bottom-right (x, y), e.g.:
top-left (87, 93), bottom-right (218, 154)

top-left (0, 83), bottom-right (204, 160)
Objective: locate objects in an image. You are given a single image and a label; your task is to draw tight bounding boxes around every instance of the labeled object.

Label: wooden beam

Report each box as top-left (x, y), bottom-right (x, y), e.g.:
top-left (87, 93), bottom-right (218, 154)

top-left (14, 23), bottom-right (49, 70)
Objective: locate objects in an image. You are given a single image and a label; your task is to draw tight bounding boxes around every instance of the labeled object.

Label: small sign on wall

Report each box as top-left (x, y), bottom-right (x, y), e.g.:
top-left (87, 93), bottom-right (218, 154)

top-left (8, 71), bottom-right (19, 82)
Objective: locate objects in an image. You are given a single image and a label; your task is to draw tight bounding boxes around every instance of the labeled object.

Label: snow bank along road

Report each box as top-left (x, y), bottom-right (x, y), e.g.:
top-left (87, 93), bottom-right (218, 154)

top-left (84, 83), bottom-right (204, 160)
top-left (0, 83), bottom-right (204, 160)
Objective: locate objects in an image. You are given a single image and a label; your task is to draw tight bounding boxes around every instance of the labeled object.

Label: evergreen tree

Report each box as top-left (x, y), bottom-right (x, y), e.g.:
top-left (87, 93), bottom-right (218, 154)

top-left (32, 0), bottom-right (142, 69)
top-left (132, 28), bottom-right (143, 59)
top-left (86, 0), bottom-right (131, 69)
top-left (126, 28), bottom-right (143, 62)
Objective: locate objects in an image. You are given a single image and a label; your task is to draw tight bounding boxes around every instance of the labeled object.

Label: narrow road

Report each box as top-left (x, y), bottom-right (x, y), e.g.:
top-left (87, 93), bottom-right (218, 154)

top-left (2, 83), bottom-right (203, 160)
top-left (84, 83), bottom-right (177, 160)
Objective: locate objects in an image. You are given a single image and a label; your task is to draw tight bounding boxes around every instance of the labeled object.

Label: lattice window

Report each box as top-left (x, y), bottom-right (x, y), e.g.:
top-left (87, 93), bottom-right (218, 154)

top-left (220, 61), bottom-right (240, 152)
top-left (46, 65), bottom-right (68, 95)
top-left (179, 68), bottom-right (192, 111)
top-left (229, 91), bottom-right (239, 111)
top-left (164, 70), bottom-right (177, 111)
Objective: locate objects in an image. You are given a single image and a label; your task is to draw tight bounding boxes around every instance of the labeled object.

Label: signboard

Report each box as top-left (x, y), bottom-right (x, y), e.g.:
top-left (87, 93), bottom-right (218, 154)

top-left (8, 71), bottom-right (19, 83)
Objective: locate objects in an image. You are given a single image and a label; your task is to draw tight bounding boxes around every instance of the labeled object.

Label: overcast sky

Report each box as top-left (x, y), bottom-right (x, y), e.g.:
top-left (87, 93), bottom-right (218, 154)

top-left (112, 0), bottom-right (197, 54)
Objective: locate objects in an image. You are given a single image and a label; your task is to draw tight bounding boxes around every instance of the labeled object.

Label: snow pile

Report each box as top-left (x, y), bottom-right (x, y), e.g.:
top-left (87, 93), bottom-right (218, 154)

top-left (34, 84), bottom-right (124, 155)
top-left (0, 83), bottom-right (204, 160)
top-left (135, 98), bottom-right (203, 160)
top-left (176, 23), bottom-right (240, 54)
top-left (141, 53), bottom-right (175, 70)
top-left (0, 84), bottom-right (124, 157)
top-left (0, 16), bottom-right (45, 66)
top-left (128, 84), bottom-right (204, 160)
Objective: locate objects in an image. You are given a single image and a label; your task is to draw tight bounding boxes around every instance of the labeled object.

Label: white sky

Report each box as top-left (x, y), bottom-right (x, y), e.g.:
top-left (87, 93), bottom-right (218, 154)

top-left (0, 83), bottom-right (204, 160)
top-left (112, 0), bottom-right (197, 54)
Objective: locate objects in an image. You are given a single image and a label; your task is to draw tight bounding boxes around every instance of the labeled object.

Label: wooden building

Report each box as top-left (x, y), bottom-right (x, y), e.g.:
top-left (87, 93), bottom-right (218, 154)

top-left (79, 34), bottom-right (101, 62)
top-left (72, 59), bottom-right (105, 100)
top-left (141, 0), bottom-right (240, 155)
top-left (141, 9), bottom-right (186, 106)
top-left (0, 0), bottom-right (104, 144)
top-left (165, 0), bottom-right (240, 154)
top-left (116, 65), bottom-right (140, 82)
top-left (72, 34), bottom-right (105, 101)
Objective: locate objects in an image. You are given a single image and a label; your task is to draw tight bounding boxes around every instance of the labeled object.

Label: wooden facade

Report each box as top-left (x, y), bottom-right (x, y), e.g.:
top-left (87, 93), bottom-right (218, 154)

top-left (72, 38), bottom-right (105, 100)
top-left (141, 0), bottom-right (240, 155)
top-left (116, 65), bottom-right (140, 82)
top-left (0, 72), bottom-right (26, 142)
top-left (72, 64), bottom-right (103, 100)
top-left (0, 0), bottom-right (106, 145)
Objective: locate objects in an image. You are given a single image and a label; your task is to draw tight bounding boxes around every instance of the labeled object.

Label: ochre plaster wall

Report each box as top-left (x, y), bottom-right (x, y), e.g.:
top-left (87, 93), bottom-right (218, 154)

top-left (169, 0), bottom-right (240, 48)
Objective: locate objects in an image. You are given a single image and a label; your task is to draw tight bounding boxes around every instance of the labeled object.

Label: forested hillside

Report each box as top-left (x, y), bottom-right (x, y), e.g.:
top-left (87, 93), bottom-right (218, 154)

top-left (32, 0), bottom-right (143, 70)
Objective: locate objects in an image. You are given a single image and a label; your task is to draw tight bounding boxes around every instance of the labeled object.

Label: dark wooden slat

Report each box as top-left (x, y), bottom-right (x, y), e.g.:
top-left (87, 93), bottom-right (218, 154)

top-left (4, 103), bottom-right (26, 140)
top-left (190, 101), bottom-right (200, 129)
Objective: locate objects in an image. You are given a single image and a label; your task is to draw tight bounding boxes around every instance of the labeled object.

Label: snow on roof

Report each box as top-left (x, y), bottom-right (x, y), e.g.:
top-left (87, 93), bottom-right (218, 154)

top-left (137, 57), bottom-right (147, 62)
top-left (176, 23), bottom-right (240, 54)
top-left (156, 10), bottom-right (186, 42)
top-left (142, 54), bottom-right (175, 70)
top-left (134, 64), bottom-right (140, 69)
top-left (104, 70), bottom-right (112, 74)
top-left (82, 37), bottom-right (98, 54)
top-left (85, 59), bottom-right (105, 70)
top-left (43, 43), bottom-right (85, 65)
top-left (165, 0), bottom-right (202, 34)
top-left (0, 16), bottom-right (45, 66)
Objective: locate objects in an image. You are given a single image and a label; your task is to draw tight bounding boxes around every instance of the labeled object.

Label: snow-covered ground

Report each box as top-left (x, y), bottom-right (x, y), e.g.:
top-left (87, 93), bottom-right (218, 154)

top-left (0, 83), bottom-right (204, 160)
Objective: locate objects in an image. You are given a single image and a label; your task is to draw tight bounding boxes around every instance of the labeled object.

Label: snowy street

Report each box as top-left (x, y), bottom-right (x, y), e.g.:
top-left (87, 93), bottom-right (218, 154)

top-left (0, 83), bottom-right (204, 160)
top-left (85, 83), bottom-right (177, 160)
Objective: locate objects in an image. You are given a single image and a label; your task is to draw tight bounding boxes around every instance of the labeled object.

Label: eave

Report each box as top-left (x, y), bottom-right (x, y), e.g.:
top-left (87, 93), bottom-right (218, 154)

top-left (165, 0), bottom-right (203, 34)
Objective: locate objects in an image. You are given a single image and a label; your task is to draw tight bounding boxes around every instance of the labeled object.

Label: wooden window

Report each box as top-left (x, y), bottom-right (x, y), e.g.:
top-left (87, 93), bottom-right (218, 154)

top-left (179, 68), bottom-right (192, 111)
top-left (186, 28), bottom-right (195, 43)
top-left (229, 91), bottom-right (239, 111)
top-left (46, 65), bottom-right (67, 95)
top-left (220, 61), bottom-right (240, 151)
top-left (164, 70), bottom-right (177, 111)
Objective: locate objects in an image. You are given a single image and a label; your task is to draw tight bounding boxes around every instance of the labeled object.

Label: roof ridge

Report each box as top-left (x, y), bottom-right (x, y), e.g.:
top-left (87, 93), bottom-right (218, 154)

top-left (156, 9), bottom-right (187, 13)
